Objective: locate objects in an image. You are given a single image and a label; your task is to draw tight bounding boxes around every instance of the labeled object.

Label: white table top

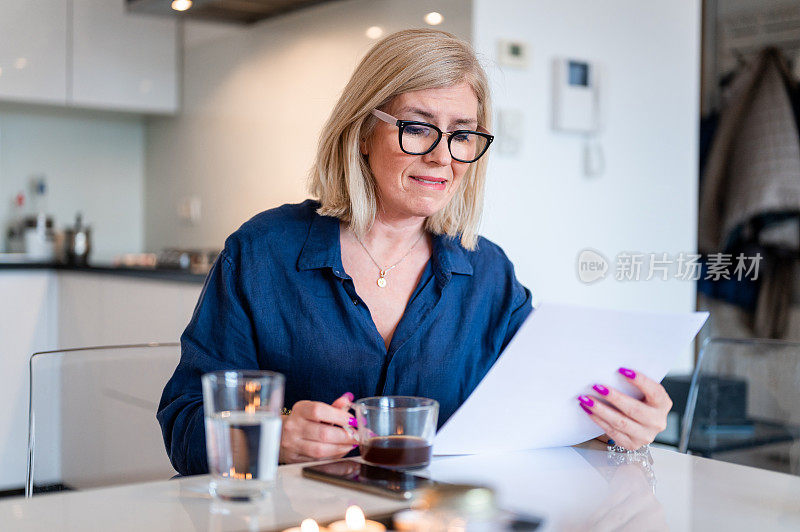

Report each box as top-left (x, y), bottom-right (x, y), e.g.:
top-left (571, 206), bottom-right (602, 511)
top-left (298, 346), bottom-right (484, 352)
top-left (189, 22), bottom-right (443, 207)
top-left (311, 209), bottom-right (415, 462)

top-left (3, 442), bottom-right (800, 531)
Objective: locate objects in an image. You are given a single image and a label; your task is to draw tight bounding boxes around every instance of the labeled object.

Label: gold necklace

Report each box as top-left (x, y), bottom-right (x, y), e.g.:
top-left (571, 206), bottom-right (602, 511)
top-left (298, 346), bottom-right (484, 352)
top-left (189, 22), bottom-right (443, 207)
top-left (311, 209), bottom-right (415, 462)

top-left (354, 230), bottom-right (425, 288)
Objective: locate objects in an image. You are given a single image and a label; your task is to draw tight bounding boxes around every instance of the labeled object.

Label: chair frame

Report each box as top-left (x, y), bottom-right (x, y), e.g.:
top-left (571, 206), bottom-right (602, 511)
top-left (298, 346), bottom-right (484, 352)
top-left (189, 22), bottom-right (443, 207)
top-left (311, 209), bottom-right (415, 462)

top-left (25, 342), bottom-right (179, 498)
top-left (678, 336), bottom-right (800, 454)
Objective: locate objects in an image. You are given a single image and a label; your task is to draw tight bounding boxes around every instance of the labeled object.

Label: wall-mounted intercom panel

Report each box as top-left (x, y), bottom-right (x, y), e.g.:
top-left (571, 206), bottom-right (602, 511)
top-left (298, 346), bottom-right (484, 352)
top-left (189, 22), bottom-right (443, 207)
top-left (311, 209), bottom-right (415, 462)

top-left (552, 58), bottom-right (599, 133)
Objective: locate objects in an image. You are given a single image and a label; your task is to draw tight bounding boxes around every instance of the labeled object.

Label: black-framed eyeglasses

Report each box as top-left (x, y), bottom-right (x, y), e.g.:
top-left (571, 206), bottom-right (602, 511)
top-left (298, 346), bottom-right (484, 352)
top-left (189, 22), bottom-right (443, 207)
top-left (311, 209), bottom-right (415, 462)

top-left (371, 109), bottom-right (494, 163)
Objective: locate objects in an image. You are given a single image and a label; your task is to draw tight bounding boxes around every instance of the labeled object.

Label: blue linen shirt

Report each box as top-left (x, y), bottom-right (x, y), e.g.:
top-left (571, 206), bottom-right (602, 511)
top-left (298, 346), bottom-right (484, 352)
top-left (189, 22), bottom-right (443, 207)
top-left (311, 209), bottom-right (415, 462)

top-left (157, 199), bottom-right (533, 475)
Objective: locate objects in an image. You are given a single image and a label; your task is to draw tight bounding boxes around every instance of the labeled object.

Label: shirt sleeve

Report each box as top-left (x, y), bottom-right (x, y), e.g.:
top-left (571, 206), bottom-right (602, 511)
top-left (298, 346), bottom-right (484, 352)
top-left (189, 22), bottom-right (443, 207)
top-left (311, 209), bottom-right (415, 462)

top-left (157, 247), bottom-right (259, 476)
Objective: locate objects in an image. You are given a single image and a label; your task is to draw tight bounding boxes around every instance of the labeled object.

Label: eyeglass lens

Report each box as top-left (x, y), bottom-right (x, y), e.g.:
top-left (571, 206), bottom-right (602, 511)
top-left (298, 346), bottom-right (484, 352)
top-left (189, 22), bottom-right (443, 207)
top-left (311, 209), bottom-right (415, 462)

top-left (401, 124), bottom-right (489, 162)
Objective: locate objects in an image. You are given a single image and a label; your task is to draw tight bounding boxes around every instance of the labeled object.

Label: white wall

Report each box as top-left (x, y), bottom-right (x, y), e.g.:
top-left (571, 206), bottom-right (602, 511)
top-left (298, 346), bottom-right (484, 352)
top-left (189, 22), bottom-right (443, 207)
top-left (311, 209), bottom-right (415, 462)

top-left (144, 0), bottom-right (471, 251)
top-left (0, 103), bottom-right (145, 261)
top-left (473, 0), bottom-right (701, 369)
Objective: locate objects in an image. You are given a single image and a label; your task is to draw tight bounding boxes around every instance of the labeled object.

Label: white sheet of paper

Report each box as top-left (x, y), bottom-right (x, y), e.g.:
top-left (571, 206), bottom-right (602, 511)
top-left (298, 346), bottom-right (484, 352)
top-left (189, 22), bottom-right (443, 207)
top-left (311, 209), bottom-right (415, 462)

top-left (433, 302), bottom-right (709, 455)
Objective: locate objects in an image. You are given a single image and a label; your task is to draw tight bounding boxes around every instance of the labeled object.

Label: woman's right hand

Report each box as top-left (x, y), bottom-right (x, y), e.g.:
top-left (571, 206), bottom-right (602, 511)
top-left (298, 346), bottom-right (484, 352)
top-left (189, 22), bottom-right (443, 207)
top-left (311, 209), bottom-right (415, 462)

top-left (279, 393), bottom-right (359, 464)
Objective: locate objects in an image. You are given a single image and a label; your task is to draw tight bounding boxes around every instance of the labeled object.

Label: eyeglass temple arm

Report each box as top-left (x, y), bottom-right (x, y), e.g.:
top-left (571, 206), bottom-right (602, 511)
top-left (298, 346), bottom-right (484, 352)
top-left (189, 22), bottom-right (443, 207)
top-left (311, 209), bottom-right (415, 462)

top-left (371, 108), bottom-right (493, 138)
top-left (371, 109), bottom-right (397, 125)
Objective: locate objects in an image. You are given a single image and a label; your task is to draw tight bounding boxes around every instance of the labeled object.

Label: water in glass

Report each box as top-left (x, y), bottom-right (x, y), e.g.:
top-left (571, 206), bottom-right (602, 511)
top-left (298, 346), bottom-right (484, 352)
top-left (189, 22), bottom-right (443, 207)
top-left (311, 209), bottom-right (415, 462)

top-left (205, 410), bottom-right (282, 500)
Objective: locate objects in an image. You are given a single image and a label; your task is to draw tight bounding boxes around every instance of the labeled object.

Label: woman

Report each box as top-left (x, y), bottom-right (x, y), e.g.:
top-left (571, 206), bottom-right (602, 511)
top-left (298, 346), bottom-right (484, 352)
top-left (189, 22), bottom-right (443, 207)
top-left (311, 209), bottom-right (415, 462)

top-left (158, 29), bottom-right (671, 474)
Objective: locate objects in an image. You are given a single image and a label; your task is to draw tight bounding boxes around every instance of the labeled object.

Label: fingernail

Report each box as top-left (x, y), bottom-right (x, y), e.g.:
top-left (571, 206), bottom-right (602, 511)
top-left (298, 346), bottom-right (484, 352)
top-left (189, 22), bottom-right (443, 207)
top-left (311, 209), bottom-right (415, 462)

top-left (344, 392), bottom-right (354, 402)
top-left (348, 417), bottom-right (358, 428)
top-left (618, 367), bottom-right (636, 379)
top-left (580, 404), bottom-right (593, 415)
top-left (578, 395), bottom-right (594, 407)
top-left (593, 384), bottom-right (610, 396)
top-left (608, 438), bottom-right (616, 446)
top-left (352, 444), bottom-right (359, 449)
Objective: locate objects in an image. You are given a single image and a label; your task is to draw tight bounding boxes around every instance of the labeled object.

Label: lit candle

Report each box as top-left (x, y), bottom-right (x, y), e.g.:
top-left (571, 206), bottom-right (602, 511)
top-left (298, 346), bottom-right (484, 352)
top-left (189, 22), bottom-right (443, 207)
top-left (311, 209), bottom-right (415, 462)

top-left (328, 506), bottom-right (386, 532)
top-left (281, 518), bottom-right (329, 532)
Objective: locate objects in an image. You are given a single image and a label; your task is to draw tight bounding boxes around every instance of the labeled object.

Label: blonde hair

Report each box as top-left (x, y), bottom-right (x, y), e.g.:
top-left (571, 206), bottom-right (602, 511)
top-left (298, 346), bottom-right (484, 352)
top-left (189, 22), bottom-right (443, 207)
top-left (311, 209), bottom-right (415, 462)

top-left (308, 28), bottom-right (491, 250)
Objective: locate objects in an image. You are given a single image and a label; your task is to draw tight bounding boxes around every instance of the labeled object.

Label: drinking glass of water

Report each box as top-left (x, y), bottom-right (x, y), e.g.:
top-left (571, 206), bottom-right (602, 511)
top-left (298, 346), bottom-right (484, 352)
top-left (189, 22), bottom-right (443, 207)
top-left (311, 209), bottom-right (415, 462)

top-left (201, 370), bottom-right (284, 501)
top-left (354, 396), bottom-right (438, 469)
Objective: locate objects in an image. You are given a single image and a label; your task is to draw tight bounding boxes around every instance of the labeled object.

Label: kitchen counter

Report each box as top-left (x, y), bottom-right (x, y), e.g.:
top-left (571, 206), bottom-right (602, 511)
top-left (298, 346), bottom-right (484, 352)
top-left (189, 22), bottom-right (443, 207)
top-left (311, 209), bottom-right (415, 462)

top-left (0, 262), bottom-right (208, 284)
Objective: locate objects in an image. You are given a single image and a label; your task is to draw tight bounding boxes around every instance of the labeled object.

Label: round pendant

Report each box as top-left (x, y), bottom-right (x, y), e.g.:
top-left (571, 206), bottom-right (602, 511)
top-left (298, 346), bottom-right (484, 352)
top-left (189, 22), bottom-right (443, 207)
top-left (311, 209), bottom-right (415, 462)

top-left (377, 277), bottom-right (387, 288)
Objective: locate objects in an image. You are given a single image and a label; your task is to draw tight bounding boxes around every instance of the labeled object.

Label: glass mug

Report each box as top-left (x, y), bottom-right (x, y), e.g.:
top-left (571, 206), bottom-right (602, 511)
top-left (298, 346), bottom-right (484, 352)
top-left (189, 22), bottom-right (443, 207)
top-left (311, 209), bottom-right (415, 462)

top-left (201, 370), bottom-right (284, 501)
top-left (354, 396), bottom-right (439, 469)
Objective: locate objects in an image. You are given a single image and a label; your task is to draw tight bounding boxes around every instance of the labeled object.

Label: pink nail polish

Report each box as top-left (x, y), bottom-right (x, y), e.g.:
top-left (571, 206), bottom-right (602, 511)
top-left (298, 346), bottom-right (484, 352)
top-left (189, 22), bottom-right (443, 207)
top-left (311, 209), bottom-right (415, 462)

top-left (578, 395), bottom-right (594, 407)
top-left (619, 367), bottom-right (636, 379)
top-left (580, 404), bottom-right (593, 415)
top-left (352, 444), bottom-right (359, 449)
top-left (593, 384), bottom-right (610, 396)
top-left (344, 392), bottom-right (355, 402)
top-left (348, 417), bottom-right (358, 428)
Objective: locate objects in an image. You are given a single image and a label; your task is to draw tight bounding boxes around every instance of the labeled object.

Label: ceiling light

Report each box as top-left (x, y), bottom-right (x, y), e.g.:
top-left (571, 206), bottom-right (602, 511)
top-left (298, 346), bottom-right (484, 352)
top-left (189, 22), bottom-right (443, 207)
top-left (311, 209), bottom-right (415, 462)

top-left (366, 26), bottom-right (384, 39)
top-left (171, 0), bottom-right (192, 12)
top-left (424, 12), bottom-right (443, 25)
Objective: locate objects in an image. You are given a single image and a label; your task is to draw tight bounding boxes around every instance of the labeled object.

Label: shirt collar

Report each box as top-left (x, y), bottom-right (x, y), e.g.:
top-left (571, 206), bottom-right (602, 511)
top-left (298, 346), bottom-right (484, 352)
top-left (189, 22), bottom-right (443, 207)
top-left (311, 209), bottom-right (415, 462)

top-left (431, 233), bottom-right (474, 279)
top-left (297, 212), bottom-right (347, 277)
top-left (297, 210), bottom-right (474, 280)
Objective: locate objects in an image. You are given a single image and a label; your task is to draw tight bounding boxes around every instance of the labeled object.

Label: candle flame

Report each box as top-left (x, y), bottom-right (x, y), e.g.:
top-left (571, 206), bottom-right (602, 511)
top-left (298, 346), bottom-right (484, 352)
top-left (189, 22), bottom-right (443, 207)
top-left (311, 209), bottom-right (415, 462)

top-left (225, 466), bottom-right (254, 480)
top-left (300, 519), bottom-right (320, 532)
top-left (345, 505), bottom-right (366, 529)
top-left (244, 382), bottom-right (261, 413)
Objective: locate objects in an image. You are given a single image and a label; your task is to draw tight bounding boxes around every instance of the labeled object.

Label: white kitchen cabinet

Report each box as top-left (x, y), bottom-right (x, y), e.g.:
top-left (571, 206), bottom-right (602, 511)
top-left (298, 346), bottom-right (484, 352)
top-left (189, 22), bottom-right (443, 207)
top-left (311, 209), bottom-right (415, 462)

top-left (0, 271), bottom-right (58, 490)
top-left (71, 0), bottom-right (179, 114)
top-left (0, 0), bottom-right (68, 105)
top-left (58, 272), bottom-right (201, 347)
top-left (0, 0), bottom-right (179, 113)
top-left (0, 270), bottom-right (200, 490)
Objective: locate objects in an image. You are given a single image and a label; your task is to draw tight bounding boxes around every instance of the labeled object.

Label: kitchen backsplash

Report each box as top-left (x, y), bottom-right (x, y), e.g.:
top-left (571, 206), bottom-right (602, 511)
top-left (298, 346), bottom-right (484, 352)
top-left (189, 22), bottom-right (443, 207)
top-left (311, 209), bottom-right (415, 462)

top-left (0, 102), bottom-right (145, 262)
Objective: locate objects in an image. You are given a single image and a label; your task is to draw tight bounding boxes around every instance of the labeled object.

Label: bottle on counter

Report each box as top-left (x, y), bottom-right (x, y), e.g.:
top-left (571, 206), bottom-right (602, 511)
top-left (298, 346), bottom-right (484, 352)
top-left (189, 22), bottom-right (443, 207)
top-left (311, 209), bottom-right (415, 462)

top-left (23, 176), bottom-right (55, 262)
top-left (5, 192), bottom-right (26, 253)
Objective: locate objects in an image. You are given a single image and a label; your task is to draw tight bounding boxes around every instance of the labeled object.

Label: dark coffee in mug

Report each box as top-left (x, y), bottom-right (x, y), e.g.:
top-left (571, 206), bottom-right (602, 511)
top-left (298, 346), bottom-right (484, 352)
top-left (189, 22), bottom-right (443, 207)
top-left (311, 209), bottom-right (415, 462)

top-left (361, 435), bottom-right (432, 468)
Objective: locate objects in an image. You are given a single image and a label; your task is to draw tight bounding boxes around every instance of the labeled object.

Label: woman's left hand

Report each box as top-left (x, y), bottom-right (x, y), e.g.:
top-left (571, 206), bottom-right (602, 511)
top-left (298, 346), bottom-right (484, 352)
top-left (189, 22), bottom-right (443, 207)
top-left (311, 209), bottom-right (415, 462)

top-left (578, 367), bottom-right (672, 451)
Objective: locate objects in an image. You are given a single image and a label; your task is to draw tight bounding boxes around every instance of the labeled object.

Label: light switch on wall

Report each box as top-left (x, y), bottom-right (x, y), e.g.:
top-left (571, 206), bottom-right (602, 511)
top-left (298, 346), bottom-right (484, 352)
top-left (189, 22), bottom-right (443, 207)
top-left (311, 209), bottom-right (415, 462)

top-left (497, 39), bottom-right (529, 68)
top-left (177, 196), bottom-right (201, 225)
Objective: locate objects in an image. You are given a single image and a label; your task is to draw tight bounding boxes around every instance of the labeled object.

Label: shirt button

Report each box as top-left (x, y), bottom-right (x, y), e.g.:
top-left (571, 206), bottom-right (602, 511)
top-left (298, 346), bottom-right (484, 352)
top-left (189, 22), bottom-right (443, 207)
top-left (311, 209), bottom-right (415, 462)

top-left (352, 299), bottom-right (358, 305)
